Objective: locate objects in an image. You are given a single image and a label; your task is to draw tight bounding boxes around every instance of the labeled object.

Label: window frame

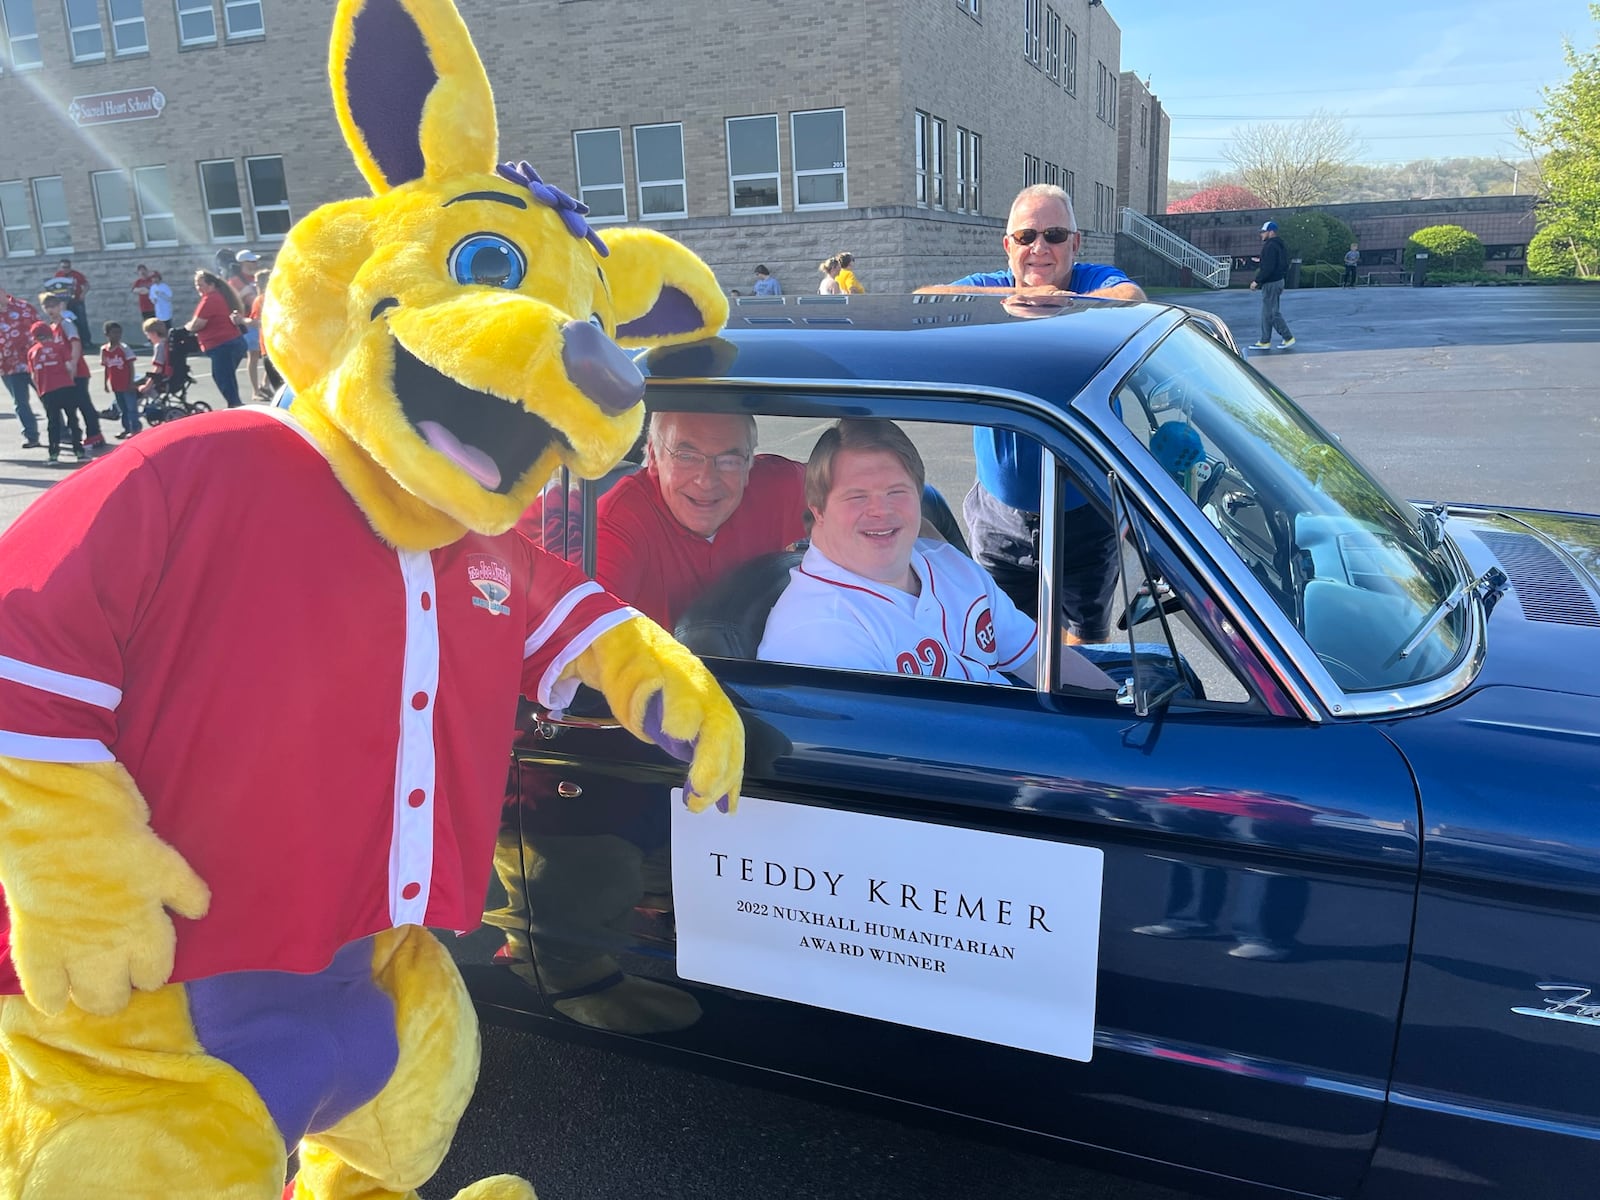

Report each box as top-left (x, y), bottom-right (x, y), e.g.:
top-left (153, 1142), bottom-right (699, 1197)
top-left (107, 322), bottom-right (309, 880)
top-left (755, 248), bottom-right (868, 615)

top-left (1044, 5), bottom-right (1060, 82)
top-left (1, 0), bottom-right (43, 69)
top-left (1063, 25), bottom-right (1077, 95)
top-left (791, 107), bottom-right (847, 211)
top-left (1022, 0), bottom-right (1040, 66)
top-left (954, 126), bottom-right (969, 212)
top-left (969, 132), bottom-right (981, 214)
top-left (198, 158), bottom-right (246, 242)
top-left (108, 0), bottom-right (147, 54)
top-left (726, 114), bottom-right (781, 215)
top-left (572, 127), bottom-right (628, 224)
top-left (63, 0), bottom-right (104, 61)
top-left (244, 154), bottom-right (291, 240)
top-left (0, 179), bottom-right (39, 255)
top-left (1064, 168), bottom-right (1075, 206)
top-left (632, 121), bottom-right (687, 221)
top-left (173, 0), bottom-right (215, 47)
top-left (222, 0), bottom-right (261, 38)
top-left (32, 176), bottom-right (71, 251)
top-left (1140, 103), bottom-right (1149, 148)
top-left (133, 164), bottom-right (177, 246)
top-left (91, 169), bottom-right (137, 249)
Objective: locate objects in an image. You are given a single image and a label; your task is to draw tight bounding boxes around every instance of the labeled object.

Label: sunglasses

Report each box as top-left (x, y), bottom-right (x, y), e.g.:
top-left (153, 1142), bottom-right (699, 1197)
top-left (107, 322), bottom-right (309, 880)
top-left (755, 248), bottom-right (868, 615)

top-left (1008, 226), bottom-right (1076, 246)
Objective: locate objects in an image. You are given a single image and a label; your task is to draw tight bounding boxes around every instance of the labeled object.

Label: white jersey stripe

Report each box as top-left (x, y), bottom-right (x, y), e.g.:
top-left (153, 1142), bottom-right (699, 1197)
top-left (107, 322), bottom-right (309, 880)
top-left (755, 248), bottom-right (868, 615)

top-left (388, 549), bottom-right (439, 928)
top-left (537, 608), bottom-right (638, 711)
top-left (0, 654), bottom-right (121, 710)
top-left (0, 729), bottom-right (115, 763)
top-left (524, 581), bottom-right (605, 660)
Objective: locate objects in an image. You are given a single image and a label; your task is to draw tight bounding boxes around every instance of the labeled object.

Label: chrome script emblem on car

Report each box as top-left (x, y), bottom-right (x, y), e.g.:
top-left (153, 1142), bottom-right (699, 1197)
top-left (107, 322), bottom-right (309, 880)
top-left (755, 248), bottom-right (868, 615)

top-left (1512, 984), bottom-right (1600, 1027)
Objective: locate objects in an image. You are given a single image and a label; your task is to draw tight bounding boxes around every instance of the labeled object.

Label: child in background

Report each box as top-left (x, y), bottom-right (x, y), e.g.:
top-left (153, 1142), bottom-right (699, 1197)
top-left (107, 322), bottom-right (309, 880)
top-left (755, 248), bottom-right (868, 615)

top-left (100, 321), bottom-right (141, 439)
top-left (138, 319), bottom-right (169, 395)
top-left (26, 321), bottom-right (83, 463)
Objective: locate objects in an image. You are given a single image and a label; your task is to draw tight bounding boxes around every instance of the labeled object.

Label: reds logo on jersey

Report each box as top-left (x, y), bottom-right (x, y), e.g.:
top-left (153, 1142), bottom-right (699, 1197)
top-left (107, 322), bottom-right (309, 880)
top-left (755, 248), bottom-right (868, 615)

top-left (895, 637), bottom-right (948, 677)
top-left (969, 605), bottom-right (997, 658)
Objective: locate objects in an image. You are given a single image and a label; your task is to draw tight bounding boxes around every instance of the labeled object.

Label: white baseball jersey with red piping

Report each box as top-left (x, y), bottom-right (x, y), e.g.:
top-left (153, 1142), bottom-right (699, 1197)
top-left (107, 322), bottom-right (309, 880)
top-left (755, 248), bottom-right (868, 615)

top-left (758, 539), bottom-right (1037, 682)
top-left (0, 407), bottom-right (637, 992)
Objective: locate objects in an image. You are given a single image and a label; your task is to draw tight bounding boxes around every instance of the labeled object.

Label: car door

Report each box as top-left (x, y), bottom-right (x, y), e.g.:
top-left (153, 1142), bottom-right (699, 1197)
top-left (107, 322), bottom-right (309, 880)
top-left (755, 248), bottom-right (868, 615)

top-left (492, 393), bottom-right (1420, 1198)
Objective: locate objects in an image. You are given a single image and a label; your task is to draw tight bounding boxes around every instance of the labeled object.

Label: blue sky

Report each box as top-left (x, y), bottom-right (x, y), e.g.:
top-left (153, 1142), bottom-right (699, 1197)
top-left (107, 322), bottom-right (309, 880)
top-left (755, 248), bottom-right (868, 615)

top-left (1117, 0), bottom-right (1596, 178)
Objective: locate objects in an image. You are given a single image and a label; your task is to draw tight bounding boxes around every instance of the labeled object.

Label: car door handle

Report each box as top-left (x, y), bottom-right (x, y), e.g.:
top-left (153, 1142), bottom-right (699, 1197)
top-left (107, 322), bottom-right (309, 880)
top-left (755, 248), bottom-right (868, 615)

top-left (532, 709), bottom-right (624, 738)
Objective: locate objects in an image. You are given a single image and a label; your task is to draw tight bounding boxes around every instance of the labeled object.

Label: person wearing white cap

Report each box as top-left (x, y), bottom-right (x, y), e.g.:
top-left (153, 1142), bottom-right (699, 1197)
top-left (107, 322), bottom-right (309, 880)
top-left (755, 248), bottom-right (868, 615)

top-left (1249, 221), bottom-right (1296, 350)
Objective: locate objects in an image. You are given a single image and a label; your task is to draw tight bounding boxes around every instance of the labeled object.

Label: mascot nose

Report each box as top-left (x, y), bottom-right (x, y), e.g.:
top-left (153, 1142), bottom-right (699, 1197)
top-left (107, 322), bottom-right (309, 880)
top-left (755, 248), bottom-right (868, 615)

top-left (561, 319), bottom-right (645, 416)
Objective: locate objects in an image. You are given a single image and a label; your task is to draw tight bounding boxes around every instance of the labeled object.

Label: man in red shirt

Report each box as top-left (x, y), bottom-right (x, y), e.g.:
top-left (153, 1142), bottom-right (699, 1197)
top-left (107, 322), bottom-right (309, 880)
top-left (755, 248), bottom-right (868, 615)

top-left (24, 322), bottom-right (83, 462)
top-left (595, 411), bottom-right (807, 628)
top-left (0, 284), bottom-right (43, 448)
top-left (51, 258), bottom-right (92, 350)
top-left (131, 264), bottom-right (156, 321)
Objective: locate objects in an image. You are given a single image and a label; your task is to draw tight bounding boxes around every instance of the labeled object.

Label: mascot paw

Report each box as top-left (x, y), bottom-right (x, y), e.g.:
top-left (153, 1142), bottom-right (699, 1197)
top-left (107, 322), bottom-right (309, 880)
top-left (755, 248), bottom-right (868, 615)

top-left (574, 620), bottom-right (744, 813)
top-left (450, 1176), bottom-right (539, 1200)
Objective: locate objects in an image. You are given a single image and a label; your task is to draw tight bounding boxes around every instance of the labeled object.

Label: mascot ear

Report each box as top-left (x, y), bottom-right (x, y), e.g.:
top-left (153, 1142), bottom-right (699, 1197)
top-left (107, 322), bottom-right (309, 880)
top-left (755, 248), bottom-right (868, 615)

top-left (329, 0), bottom-right (497, 194)
top-left (602, 228), bottom-right (730, 350)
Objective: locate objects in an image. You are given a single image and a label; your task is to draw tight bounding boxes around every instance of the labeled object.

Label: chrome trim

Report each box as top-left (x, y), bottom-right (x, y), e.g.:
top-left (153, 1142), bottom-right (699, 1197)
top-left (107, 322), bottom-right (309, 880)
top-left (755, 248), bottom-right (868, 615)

top-left (1036, 448), bottom-right (1061, 698)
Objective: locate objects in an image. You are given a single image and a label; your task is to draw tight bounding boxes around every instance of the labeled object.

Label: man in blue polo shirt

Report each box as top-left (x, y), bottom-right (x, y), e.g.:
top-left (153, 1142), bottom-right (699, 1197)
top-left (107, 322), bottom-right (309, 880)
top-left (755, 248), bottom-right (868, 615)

top-left (943, 184), bottom-right (1143, 642)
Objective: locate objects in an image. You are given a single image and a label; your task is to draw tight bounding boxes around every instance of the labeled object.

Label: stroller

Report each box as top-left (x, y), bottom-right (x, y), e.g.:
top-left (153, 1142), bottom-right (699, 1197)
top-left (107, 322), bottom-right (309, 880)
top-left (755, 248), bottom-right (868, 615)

top-left (140, 326), bottom-right (211, 425)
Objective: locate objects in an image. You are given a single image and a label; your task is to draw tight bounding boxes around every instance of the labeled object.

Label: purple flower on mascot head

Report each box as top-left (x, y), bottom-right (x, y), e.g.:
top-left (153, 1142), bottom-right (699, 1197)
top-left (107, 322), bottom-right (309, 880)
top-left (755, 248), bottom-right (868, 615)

top-left (495, 160), bottom-right (610, 259)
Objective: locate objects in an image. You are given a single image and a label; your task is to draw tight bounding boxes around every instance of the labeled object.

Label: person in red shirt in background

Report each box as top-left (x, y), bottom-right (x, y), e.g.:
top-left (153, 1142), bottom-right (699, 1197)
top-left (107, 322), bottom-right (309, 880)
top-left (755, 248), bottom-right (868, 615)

top-left (0, 283), bottom-right (43, 449)
top-left (100, 321), bottom-right (140, 439)
top-left (186, 270), bottom-right (248, 408)
top-left (51, 258), bottom-right (92, 349)
top-left (38, 293), bottom-right (104, 449)
top-left (25, 321), bottom-right (83, 463)
top-left (131, 264), bottom-right (156, 323)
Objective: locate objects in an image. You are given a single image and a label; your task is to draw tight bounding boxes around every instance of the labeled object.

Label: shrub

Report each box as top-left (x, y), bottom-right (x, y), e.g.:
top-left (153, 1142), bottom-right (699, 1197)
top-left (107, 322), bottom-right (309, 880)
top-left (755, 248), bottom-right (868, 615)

top-left (1527, 223), bottom-right (1600, 278)
top-left (1279, 211), bottom-right (1357, 265)
top-left (1404, 225), bottom-right (1484, 273)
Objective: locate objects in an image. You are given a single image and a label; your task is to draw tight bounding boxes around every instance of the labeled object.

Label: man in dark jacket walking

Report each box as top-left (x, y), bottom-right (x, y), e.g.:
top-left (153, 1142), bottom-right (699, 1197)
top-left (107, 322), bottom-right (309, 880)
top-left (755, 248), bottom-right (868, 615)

top-left (1249, 221), bottom-right (1295, 350)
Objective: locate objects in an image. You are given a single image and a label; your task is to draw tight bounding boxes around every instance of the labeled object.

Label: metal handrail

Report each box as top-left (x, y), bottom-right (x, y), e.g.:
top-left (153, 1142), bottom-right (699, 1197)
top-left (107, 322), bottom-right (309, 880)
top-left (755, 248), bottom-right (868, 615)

top-left (1118, 208), bottom-right (1231, 288)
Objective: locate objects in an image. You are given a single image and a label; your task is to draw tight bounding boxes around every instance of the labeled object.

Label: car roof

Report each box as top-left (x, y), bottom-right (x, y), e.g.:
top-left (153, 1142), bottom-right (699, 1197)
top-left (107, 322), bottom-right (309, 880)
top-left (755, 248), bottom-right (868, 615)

top-left (641, 293), bottom-right (1180, 404)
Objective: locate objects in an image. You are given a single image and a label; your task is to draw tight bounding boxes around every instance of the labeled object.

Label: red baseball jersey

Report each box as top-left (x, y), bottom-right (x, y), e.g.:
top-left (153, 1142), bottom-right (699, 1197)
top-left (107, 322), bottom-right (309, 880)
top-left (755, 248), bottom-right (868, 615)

top-left (0, 408), bottom-right (638, 989)
top-left (26, 338), bottom-right (72, 395)
top-left (100, 343), bottom-right (135, 391)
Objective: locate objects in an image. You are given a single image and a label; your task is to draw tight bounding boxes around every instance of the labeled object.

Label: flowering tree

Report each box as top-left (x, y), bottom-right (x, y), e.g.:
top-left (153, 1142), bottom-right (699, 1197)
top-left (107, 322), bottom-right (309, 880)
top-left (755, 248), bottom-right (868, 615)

top-left (1166, 184), bottom-right (1268, 214)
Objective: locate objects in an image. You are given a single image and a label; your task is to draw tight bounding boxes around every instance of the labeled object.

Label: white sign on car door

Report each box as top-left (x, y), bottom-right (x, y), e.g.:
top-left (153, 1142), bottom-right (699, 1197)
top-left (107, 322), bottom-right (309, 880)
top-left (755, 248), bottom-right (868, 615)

top-left (672, 792), bottom-right (1104, 1061)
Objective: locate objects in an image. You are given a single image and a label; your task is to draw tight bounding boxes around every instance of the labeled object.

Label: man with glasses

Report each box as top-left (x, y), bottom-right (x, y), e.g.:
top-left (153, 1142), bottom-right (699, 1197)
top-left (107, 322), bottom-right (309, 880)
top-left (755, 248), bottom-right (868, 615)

top-left (594, 411), bottom-right (806, 627)
top-left (932, 184), bottom-right (1141, 643)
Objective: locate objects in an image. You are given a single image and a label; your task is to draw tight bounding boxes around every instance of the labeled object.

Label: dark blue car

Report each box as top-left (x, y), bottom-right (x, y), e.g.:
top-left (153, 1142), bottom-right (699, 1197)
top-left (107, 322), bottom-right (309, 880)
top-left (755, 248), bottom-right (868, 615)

top-left (455, 292), bottom-right (1600, 1199)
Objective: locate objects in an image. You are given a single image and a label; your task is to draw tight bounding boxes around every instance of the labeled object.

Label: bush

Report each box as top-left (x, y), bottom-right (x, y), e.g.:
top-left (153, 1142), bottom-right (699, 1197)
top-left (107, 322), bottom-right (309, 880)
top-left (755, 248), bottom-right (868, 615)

top-left (1405, 224), bottom-right (1484, 273)
top-left (1527, 223), bottom-right (1600, 278)
top-left (1279, 211), bottom-right (1357, 265)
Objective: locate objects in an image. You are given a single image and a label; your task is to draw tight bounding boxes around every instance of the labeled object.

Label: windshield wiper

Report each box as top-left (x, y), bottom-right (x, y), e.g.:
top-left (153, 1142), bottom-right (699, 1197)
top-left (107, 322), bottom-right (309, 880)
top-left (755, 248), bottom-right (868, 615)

top-left (1389, 565), bottom-right (1508, 663)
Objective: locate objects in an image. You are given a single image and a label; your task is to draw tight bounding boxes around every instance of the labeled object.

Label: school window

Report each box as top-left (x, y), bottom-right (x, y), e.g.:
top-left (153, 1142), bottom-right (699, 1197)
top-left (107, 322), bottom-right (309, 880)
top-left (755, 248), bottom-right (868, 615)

top-left (1023, 154), bottom-right (1040, 189)
top-left (969, 132), bottom-right (980, 214)
top-left (572, 128), bottom-right (626, 222)
top-left (727, 114), bottom-right (780, 213)
top-left (1139, 103), bottom-right (1149, 148)
top-left (1044, 162), bottom-right (1058, 187)
top-left (32, 177), bottom-right (70, 250)
top-left (174, 0), bottom-right (214, 46)
top-left (245, 155), bottom-right (290, 238)
top-left (1484, 244), bottom-right (1527, 260)
top-left (792, 108), bottom-right (846, 209)
top-left (633, 122), bottom-right (686, 220)
top-left (1095, 61), bottom-right (1107, 121)
top-left (1, 0), bottom-right (43, 69)
top-left (63, 0), bottom-right (103, 60)
top-left (954, 0), bottom-right (978, 15)
top-left (1022, 0), bottom-right (1040, 66)
top-left (930, 116), bottom-right (945, 209)
top-left (1109, 78), bottom-right (1117, 125)
top-left (133, 165), bottom-right (175, 245)
top-left (1063, 25), bottom-right (1077, 95)
top-left (915, 112), bottom-right (945, 209)
top-left (108, 0), bottom-right (146, 53)
top-left (1063, 168), bottom-right (1075, 205)
top-left (1044, 6), bottom-right (1059, 82)
top-left (223, 0), bottom-right (261, 37)
top-left (915, 111), bottom-right (930, 207)
top-left (0, 180), bottom-right (38, 254)
top-left (91, 170), bottom-right (136, 248)
top-left (198, 159), bottom-right (245, 241)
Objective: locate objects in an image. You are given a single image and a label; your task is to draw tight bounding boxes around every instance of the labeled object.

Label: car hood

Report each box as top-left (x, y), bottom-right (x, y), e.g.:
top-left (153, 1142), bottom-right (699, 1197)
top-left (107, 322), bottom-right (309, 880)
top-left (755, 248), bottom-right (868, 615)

top-left (1445, 506), bottom-right (1600, 699)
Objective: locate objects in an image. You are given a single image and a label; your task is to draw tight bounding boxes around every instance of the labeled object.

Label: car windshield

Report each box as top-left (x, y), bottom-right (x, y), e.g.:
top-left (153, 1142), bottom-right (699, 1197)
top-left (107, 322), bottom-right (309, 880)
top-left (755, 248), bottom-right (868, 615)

top-left (1113, 323), bottom-right (1467, 693)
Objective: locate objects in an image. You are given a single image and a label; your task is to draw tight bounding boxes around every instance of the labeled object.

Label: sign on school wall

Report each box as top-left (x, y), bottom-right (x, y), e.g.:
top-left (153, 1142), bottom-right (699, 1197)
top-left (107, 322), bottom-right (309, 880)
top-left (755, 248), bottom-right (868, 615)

top-left (672, 790), bottom-right (1104, 1061)
top-left (68, 87), bottom-right (166, 127)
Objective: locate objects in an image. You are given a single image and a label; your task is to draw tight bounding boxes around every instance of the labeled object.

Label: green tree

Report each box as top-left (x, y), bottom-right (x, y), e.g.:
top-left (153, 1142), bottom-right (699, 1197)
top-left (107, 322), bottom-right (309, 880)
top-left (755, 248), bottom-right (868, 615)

top-left (1279, 211), bottom-right (1357, 264)
top-left (1527, 220), bottom-right (1600, 276)
top-left (1518, 4), bottom-right (1600, 276)
top-left (1404, 225), bottom-right (1485, 272)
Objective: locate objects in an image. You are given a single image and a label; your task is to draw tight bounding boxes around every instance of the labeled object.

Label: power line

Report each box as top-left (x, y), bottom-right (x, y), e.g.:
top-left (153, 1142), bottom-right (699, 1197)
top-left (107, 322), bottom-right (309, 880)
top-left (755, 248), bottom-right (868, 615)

top-left (1169, 108), bottom-right (1519, 120)
top-left (1162, 81), bottom-right (1544, 101)
top-left (1172, 131), bottom-right (1516, 142)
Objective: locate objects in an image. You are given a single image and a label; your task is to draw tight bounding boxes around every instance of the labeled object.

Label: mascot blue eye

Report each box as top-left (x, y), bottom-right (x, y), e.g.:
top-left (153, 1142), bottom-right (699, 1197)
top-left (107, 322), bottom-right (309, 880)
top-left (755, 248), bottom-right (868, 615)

top-left (448, 234), bottom-right (527, 289)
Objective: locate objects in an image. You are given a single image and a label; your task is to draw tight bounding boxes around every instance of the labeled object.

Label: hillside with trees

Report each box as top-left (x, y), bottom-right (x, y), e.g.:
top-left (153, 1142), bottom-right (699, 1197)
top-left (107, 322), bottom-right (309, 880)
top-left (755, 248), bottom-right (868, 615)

top-left (1169, 157), bottom-right (1535, 209)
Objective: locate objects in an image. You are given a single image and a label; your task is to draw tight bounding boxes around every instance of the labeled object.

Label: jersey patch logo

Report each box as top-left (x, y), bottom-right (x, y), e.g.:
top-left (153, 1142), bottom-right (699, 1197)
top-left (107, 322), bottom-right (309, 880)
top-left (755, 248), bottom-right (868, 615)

top-left (467, 554), bottom-right (512, 616)
top-left (969, 605), bottom-right (997, 658)
top-left (896, 637), bottom-right (948, 677)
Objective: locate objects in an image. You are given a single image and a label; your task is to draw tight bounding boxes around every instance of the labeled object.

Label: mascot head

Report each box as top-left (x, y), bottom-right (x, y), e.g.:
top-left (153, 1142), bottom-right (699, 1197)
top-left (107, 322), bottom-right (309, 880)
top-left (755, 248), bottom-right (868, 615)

top-left (262, 0), bottom-right (728, 547)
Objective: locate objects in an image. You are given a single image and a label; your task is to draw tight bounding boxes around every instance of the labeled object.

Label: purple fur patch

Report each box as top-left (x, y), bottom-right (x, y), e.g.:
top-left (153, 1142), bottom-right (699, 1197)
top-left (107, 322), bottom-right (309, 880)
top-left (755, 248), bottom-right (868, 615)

top-left (643, 694), bottom-right (732, 813)
top-left (616, 286), bottom-right (704, 340)
top-left (496, 161), bottom-right (609, 258)
top-left (346, 0), bottom-right (435, 188)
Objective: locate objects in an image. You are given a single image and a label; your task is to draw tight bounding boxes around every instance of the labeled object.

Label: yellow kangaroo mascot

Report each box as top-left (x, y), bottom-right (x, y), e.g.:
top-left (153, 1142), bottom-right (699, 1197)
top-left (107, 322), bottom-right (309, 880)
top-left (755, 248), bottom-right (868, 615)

top-left (0, 0), bottom-right (742, 1195)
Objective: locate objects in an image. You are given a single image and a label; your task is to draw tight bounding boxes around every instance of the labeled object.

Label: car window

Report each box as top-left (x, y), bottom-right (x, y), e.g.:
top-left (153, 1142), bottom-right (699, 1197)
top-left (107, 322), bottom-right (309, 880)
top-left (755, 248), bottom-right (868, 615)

top-left (1113, 324), bottom-right (1467, 692)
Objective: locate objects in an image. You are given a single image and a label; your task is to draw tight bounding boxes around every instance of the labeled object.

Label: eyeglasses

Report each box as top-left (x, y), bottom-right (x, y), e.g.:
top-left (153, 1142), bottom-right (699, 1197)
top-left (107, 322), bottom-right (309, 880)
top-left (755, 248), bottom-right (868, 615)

top-left (663, 446), bottom-right (751, 474)
top-left (1008, 227), bottom-right (1076, 246)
